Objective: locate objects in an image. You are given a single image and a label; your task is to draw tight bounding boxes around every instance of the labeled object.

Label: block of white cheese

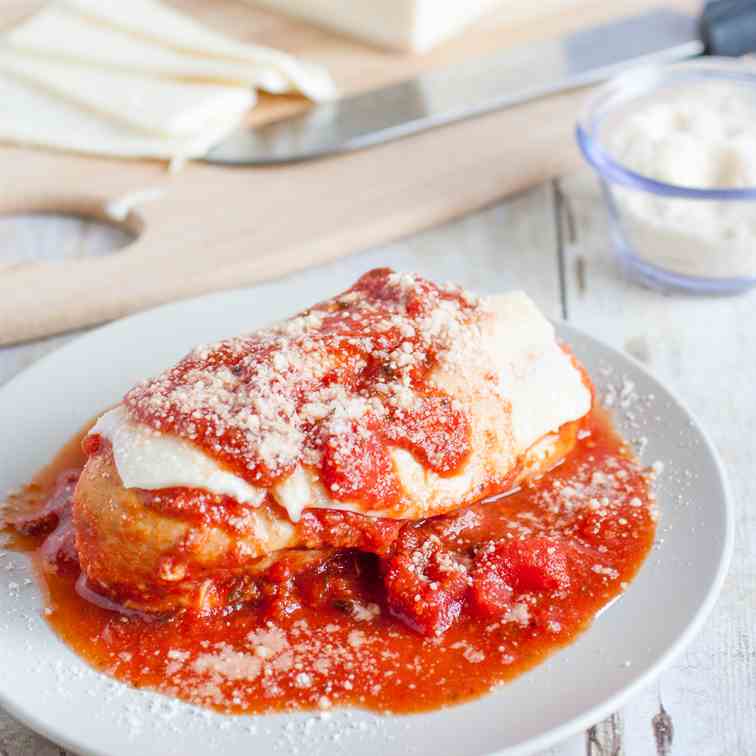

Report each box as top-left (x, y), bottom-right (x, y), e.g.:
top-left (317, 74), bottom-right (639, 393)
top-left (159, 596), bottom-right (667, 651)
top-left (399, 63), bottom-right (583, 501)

top-left (62, 0), bottom-right (335, 101)
top-left (247, 0), bottom-right (504, 52)
top-left (0, 71), bottom-right (246, 160)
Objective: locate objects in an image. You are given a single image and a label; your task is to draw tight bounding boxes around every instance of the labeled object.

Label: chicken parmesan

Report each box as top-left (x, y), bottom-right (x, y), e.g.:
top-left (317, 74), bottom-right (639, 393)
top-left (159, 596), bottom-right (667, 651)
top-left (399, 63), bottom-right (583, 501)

top-left (3, 269), bottom-right (657, 715)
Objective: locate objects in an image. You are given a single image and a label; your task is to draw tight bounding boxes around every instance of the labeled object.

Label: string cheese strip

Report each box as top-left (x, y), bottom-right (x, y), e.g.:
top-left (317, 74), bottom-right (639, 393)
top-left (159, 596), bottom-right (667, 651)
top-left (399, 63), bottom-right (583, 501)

top-left (7, 5), bottom-right (292, 96)
top-left (105, 188), bottom-right (165, 223)
top-left (0, 72), bottom-right (245, 160)
top-left (63, 0), bottom-right (336, 102)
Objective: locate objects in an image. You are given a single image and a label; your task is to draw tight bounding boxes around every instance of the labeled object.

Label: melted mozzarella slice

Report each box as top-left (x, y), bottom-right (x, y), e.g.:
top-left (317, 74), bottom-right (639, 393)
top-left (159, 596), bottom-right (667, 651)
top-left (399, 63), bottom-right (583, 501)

top-left (91, 292), bottom-right (591, 524)
top-left (486, 292), bottom-right (590, 452)
top-left (91, 406), bottom-right (266, 507)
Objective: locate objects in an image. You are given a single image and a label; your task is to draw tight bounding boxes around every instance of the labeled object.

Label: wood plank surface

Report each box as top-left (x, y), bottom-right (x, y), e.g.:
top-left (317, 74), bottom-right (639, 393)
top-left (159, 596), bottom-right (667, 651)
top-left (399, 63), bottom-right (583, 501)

top-left (0, 0), bottom-right (697, 345)
top-left (558, 170), bottom-right (756, 756)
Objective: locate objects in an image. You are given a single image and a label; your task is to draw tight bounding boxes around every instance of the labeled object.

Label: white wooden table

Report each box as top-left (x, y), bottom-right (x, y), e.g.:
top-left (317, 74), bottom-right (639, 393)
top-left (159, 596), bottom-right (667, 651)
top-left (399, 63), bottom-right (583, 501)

top-left (1, 171), bottom-right (753, 755)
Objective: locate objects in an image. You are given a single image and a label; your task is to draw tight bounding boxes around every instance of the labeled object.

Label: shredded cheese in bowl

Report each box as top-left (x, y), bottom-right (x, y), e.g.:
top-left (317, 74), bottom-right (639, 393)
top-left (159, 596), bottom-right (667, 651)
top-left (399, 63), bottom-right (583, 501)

top-left (578, 59), bottom-right (756, 294)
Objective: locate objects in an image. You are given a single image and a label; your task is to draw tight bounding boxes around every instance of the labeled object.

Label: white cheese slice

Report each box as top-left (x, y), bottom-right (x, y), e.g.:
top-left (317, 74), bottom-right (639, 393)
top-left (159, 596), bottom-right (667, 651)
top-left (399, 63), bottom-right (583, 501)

top-left (246, 0), bottom-right (504, 52)
top-left (91, 406), bottom-right (267, 507)
top-left (92, 291), bottom-right (591, 523)
top-left (0, 72), bottom-right (244, 160)
top-left (63, 0), bottom-right (336, 101)
top-left (485, 292), bottom-right (590, 452)
top-left (0, 49), bottom-right (254, 138)
top-left (7, 5), bottom-right (292, 96)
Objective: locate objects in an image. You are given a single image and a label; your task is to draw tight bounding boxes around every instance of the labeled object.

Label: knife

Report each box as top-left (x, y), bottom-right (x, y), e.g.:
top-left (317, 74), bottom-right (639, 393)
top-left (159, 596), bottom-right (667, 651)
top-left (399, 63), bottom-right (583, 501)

top-left (204, 3), bottom-right (756, 166)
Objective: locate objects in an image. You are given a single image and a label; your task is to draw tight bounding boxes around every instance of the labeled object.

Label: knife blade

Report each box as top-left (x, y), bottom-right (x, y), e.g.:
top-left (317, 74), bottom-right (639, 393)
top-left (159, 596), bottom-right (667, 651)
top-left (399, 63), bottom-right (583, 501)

top-left (204, 8), bottom-right (702, 166)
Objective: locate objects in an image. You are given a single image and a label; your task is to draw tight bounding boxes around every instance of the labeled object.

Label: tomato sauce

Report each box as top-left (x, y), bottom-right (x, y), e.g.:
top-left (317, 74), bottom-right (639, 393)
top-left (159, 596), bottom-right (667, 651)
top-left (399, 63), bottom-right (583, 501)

top-left (4, 406), bottom-right (656, 715)
top-left (124, 269), bottom-right (476, 509)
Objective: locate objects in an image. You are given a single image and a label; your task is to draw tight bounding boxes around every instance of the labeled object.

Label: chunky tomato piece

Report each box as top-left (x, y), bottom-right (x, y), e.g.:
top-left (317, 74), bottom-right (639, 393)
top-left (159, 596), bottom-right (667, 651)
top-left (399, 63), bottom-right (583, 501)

top-left (384, 551), bottom-right (468, 637)
top-left (81, 433), bottom-right (102, 456)
top-left (295, 551), bottom-right (371, 610)
top-left (501, 538), bottom-right (570, 592)
top-left (469, 537), bottom-right (570, 618)
top-left (386, 392), bottom-right (471, 475)
top-left (468, 559), bottom-right (513, 617)
top-left (383, 527), bottom-right (469, 637)
top-left (259, 559), bottom-right (302, 620)
top-left (319, 419), bottom-right (400, 507)
top-left (297, 509), bottom-right (403, 556)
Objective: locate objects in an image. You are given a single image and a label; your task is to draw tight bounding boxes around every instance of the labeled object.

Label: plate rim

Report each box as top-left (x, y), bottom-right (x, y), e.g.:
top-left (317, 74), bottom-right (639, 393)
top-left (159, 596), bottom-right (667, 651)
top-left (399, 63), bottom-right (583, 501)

top-left (0, 285), bottom-right (735, 756)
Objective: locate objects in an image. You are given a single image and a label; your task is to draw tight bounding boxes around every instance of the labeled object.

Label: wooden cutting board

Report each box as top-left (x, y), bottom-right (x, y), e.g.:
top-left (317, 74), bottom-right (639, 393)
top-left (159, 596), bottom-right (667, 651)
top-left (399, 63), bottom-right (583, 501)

top-left (0, 0), bottom-right (696, 345)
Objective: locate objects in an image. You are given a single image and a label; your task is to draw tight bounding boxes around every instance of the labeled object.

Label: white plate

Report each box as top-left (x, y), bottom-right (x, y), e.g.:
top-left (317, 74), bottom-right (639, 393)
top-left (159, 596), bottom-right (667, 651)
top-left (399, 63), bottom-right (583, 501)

top-left (0, 279), bottom-right (733, 756)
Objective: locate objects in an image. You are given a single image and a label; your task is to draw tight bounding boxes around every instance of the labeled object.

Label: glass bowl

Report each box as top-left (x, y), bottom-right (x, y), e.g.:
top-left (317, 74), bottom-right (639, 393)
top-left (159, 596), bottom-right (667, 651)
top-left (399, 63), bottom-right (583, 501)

top-left (577, 58), bottom-right (756, 295)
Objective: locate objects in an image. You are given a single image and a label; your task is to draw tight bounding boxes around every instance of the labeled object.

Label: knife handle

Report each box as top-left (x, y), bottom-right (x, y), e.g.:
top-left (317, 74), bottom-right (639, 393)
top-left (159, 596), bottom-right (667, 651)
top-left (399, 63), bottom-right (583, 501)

top-left (701, 0), bottom-right (756, 56)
